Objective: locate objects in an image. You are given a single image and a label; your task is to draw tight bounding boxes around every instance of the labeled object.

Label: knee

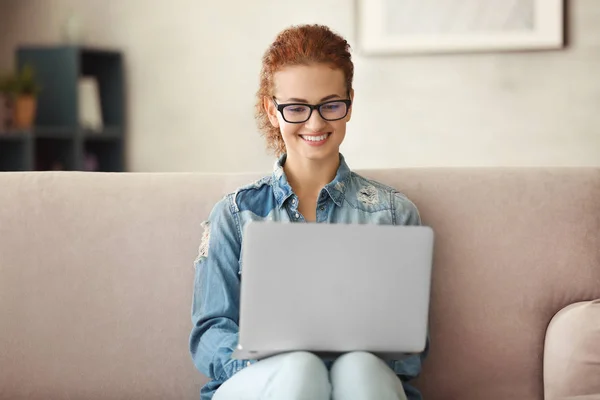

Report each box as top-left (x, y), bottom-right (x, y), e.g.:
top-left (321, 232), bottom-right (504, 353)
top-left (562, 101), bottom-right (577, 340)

top-left (331, 351), bottom-right (381, 373)
top-left (264, 352), bottom-right (330, 398)
top-left (281, 351), bottom-right (327, 374)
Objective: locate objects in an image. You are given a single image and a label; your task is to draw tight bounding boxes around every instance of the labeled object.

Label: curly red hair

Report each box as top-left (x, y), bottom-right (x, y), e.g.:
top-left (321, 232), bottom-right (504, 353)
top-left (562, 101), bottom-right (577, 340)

top-left (255, 24), bottom-right (354, 156)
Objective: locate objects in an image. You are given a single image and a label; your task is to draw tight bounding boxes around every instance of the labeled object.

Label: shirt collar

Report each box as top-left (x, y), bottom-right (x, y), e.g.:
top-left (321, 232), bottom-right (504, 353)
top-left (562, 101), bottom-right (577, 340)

top-left (271, 153), bottom-right (351, 208)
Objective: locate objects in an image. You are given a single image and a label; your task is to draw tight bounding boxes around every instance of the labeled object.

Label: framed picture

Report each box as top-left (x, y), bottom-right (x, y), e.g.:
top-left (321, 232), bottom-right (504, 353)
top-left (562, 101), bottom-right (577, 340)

top-left (356, 0), bottom-right (564, 55)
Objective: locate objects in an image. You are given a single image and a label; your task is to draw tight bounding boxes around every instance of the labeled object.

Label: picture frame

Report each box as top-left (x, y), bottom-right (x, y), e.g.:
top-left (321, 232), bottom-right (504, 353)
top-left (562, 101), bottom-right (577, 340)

top-left (356, 0), bottom-right (564, 55)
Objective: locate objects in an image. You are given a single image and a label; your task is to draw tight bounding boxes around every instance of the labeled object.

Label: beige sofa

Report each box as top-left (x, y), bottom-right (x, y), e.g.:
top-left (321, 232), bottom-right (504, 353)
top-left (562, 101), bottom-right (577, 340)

top-left (0, 169), bottom-right (599, 400)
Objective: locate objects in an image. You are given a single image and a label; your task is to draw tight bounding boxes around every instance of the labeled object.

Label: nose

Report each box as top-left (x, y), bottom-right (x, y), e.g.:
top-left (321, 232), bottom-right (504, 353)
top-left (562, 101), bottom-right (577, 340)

top-left (305, 108), bottom-right (327, 131)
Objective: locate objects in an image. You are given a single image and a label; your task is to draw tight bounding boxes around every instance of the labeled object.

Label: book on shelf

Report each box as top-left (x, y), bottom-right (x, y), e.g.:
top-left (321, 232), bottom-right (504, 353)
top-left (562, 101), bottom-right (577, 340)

top-left (78, 77), bottom-right (103, 132)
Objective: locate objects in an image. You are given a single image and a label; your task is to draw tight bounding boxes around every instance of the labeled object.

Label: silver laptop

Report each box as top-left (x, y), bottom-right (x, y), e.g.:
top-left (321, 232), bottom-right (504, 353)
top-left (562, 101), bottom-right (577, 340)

top-left (232, 222), bottom-right (434, 361)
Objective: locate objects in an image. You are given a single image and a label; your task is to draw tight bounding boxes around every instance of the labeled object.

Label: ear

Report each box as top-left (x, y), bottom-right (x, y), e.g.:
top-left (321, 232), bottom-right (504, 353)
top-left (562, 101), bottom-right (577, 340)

top-left (346, 89), bottom-right (355, 122)
top-left (263, 96), bottom-right (280, 128)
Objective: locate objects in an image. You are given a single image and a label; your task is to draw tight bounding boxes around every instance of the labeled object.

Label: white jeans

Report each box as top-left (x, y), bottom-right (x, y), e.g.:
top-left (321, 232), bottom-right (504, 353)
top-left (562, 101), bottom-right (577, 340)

top-left (213, 351), bottom-right (408, 400)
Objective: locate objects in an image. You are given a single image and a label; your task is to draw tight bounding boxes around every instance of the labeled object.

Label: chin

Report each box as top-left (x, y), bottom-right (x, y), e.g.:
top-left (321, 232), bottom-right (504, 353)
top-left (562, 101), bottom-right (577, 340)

top-left (302, 147), bottom-right (340, 161)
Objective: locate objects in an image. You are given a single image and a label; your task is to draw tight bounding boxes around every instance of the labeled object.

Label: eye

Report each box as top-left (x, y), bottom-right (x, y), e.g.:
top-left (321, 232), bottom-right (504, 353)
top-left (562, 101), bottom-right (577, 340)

top-left (287, 106), bottom-right (308, 113)
top-left (322, 103), bottom-right (341, 111)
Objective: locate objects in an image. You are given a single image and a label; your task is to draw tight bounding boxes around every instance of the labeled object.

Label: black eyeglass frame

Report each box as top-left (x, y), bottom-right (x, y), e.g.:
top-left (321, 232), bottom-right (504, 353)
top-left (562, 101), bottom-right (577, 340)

top-left (272, 97), bottom-right (352, 124)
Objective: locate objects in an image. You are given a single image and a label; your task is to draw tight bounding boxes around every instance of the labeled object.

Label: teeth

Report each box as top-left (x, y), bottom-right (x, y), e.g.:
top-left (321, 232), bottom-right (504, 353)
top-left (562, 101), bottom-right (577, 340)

top-left (302, 134), bottom-right (329, 142)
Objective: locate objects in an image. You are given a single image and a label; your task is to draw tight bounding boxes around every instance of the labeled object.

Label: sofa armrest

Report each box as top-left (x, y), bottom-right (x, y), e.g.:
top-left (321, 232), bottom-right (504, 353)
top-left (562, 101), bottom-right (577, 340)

top-left (544, 300), bottom-right (600, 400)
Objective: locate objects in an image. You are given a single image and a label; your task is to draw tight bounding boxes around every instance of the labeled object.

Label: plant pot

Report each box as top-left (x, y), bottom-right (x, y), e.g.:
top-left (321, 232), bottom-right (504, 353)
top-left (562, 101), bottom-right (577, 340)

top-left (13, 95), bottom-right (37, 130)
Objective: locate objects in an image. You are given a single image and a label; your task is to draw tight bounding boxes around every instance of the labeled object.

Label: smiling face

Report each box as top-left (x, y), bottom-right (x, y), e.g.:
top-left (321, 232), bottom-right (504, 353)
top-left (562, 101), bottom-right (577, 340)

top-left (264, 63), bottom-right (353, 164)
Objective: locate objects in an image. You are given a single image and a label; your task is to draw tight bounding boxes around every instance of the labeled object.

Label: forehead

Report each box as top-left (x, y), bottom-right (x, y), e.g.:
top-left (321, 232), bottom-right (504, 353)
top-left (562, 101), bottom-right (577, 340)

top-left (273, 63), bottom-right (346, 101)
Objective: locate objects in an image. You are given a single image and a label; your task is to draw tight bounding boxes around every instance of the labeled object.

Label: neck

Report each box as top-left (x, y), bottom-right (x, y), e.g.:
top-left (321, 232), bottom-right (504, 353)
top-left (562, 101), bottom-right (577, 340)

top-left (283, 153), bottom-right (340, 197)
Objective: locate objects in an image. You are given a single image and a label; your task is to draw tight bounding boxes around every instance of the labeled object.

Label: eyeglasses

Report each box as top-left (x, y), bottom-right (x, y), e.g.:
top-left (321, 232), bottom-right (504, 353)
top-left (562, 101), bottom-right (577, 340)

top-left (272, 97), bottom-right (352, 124)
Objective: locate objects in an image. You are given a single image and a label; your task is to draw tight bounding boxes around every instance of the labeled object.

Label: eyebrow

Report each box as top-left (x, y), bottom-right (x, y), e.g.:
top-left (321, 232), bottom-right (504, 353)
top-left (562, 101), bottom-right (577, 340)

top-left (282, 94), bottom-right (343, 103)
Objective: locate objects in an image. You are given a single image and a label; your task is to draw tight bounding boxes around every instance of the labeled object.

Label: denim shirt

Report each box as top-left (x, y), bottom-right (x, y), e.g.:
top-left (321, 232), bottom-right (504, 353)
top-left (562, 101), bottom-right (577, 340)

top-left (190, 154), bottom-right (429, 400)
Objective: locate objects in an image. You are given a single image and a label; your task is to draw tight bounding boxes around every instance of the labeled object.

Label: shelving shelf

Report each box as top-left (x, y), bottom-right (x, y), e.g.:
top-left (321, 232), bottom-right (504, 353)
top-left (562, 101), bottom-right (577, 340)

top-left (0, 46), bottom-right (125, 172)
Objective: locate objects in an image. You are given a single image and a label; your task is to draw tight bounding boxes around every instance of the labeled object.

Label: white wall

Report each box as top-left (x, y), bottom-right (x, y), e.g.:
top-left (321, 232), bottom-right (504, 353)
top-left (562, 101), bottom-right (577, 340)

top-left (1, 0), bottom-right (599, 172)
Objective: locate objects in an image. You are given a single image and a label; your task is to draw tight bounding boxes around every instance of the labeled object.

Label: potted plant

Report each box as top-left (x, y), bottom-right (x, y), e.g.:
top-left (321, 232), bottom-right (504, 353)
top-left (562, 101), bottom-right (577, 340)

top-left (0, 64), bottom-right (41, 130)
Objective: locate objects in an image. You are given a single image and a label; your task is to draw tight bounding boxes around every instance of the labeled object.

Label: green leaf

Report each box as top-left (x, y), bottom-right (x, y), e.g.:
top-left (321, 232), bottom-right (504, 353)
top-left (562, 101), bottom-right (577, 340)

top-left (0, 64), bottom-right (42, 97)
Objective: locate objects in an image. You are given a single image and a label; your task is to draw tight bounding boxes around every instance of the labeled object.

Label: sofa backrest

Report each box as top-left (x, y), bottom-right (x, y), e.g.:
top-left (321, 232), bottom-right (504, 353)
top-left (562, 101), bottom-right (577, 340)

top-left (0, 169), bottom-right (598, 399)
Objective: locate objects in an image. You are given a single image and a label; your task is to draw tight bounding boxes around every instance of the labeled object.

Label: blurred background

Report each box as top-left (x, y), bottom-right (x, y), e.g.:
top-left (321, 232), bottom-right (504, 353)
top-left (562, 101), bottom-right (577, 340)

top-left (0, 0), bottom-right (598, 173)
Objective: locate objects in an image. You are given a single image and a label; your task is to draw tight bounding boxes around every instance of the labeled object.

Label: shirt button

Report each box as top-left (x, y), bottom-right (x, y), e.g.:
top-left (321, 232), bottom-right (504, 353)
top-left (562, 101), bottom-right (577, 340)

top-left (292, 198), bottom-right (297, 205)
top-left (295, 212), bottom-right (300, 218)
top-left (246, 361), bottom-right (252, 367)
top-left (319, 206), bottom-right (325, 211)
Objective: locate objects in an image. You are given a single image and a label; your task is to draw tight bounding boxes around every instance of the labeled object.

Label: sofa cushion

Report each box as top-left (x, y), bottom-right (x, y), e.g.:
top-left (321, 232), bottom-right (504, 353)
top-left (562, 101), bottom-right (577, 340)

top-left (544, 300), bottom-right (600, 399)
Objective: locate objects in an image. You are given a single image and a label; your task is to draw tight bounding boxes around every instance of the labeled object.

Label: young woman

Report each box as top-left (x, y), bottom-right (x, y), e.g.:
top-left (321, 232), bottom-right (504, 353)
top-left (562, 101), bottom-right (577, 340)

top-left (190, 24), bottom-right (428, 400)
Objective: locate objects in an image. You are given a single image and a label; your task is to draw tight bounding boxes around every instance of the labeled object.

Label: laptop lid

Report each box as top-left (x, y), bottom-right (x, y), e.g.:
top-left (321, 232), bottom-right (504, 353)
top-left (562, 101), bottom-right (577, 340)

top-left (234, 222), bottom-right (434, 360)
